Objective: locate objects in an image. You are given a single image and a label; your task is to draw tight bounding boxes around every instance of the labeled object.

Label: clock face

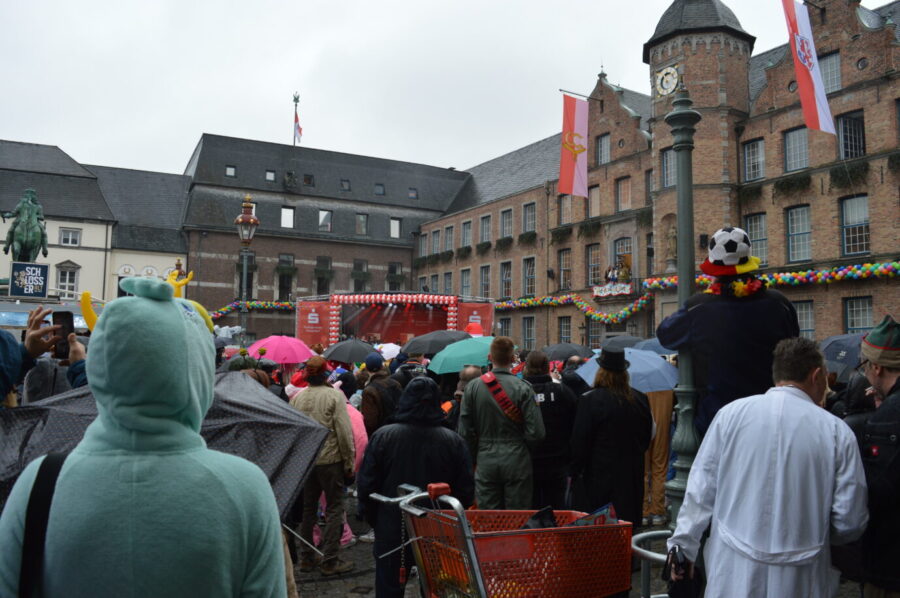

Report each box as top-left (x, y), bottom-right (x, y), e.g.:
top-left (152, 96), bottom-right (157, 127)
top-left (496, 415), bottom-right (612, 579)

top-left (656, 66), bottom-right (679, 96)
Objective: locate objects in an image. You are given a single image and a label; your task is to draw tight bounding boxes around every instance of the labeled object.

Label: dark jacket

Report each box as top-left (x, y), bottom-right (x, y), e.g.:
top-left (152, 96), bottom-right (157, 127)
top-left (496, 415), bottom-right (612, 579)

top-left (359, 370), bottom-right (403, 436)
top-left (357, 377), bottom-right (474, 544)
top-left (66, 359), bottom-right (88, 389)
top-left (523, 375), bottom-right (577, 477)
top-left (390, 359), bottom-right (428, 389)
top-left (860, 378), bottom-right (900, 590)
top-left (561, 365), bottom-right (590, 398)
top-left (0, 329), bottom-right (34, 396)
top-left (570, 386), bottom-right (652, 525)
top-left (656, 287), bottom-right (799, 436)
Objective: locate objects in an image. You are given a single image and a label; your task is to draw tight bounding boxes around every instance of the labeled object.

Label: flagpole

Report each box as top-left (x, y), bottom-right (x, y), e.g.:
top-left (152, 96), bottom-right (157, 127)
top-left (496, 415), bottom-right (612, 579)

top-left (293, 92), bottom-right (299, 147)
top-left (558, 88), bottom-right (604, 103)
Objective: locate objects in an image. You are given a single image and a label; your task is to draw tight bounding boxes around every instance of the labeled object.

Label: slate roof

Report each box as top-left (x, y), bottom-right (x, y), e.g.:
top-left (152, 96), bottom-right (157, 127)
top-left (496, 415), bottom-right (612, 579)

top-left (869, 1), bottom-right (900, 40)
top-left (85, 165), bottom-right (190, 253)
top-left (644, 0), bottom-right (755, 62)
top-left (185, 134), bottom-right (470, 213)
top-left (0, 140), bottom-right (113, 222)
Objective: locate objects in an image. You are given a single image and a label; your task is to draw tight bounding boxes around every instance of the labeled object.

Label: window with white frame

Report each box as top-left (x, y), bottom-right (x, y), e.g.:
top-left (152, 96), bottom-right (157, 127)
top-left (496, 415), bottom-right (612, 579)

top-left (840, 195), bottom-right (869, 255)
top-left (588, 186), bottom-right (601, 218)
top-left (355, 213), bottom-right (368, 236)
top-left (522, 203), bottom-right (536, 232)
top-left (418, 234), bottom-right (428, 257)
top-left (498, 317), bottom-right (511, 338)
top-left (587, 319), bottom-right (603, 349)
top-left (844, 296), bottom-right (873, 334)
top-left (390, 218), bottom-right (401, 239)
top-left (786, 205), bottom-right (811, 262)
top-left (431, 230), bottom-right (441, 254)
top-left (793, 301), bottom-right (815, 340)
top-left (661, 148), bottom-right (675, 188)
top-left (838, 111), bottom-right (866, 159)
top-left (318, 210), bottom-right (333, 232)
top-left (460, 269), bottom-right (471, 296)
top-left (225, 165), bottom-right (236, 177)
top-left (587, 244), bottom-right (602, 285)
top-left (59, 228), bottom-right (82, 247)
top-left (596, 133), bottom-right (610, 165)
top-left (443, 272), bottom-right (453, 295)
top-left (743, 139), bottom-right (765, 181)
top-left (615, 177), bottom-right (631, 212)
top-left (265, 170), bottom-right (276, 182)
top-left (479, 265), bottom-right (490, 297)
top-left (613, 237), bottom-right (632, 270)
top-left (819, 52), bottom-right (841, 93)
top-left (499, 261), bottom-right (512, 299)
top-left (558, 195), bottom-right (572, 226)
top-left (500, 209), bottom-right (513, 238)
top-left (522, 257), bottom-right (535, 296)
top-left (558, 249), bottom-right (572, 291)
top-left (461, 221), bottom-right (472, 246)
top-left (743, 213), bottom-right (768, 266)
top-left (280, 207), bottom-right (294, 228)
top-left (444, 226), bottom-right (454, 251)
top-left (522, 317), bottom-right (535, 350)
top-left (784, 127), bottom-right (808, 172)
top-left (57, 266), bottom-right (78, 300)
top-left (558, 316), bottom-right (572, 344)
top-left (479, 215), bottom-right (491, 243)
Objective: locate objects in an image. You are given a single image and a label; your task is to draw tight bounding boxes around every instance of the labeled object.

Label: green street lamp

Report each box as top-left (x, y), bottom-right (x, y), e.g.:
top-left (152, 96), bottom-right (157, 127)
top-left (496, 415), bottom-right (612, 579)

top-left (234, 195), bottom-right (260, 346)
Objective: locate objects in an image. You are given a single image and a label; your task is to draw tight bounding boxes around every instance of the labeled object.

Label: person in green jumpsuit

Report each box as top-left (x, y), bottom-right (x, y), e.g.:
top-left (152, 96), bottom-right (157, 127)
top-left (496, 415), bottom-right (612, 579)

top-left (459, 336), bottom-right (545, 509)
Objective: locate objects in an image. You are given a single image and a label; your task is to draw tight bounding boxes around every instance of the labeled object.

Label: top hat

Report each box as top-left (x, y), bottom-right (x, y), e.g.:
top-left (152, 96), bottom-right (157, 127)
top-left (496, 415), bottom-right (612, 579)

top-left (597, 348), bottom-right (629, 372)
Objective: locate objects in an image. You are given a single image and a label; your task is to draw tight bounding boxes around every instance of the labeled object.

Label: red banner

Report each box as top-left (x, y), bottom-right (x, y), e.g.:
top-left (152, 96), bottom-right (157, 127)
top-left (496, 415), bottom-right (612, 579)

top-left (558, 94), bottom-right (589, 197)
top-left (296, 301), bottom-right (331, 347)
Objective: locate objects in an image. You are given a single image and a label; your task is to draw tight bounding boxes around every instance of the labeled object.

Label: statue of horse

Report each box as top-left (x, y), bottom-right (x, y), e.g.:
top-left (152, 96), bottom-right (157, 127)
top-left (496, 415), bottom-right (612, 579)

top-left (2, 189), bottom-right (49, 263)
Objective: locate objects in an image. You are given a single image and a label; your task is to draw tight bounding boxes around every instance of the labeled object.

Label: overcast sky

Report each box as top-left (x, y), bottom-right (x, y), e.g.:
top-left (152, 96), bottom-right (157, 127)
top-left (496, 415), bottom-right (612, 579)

top-left (1, 0), bottom-right (885, 175)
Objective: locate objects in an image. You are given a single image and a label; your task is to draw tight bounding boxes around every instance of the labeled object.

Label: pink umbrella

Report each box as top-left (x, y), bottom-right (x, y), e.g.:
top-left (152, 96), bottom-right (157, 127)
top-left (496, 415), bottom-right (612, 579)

top-left (247, 335), bottom-right (315, 365)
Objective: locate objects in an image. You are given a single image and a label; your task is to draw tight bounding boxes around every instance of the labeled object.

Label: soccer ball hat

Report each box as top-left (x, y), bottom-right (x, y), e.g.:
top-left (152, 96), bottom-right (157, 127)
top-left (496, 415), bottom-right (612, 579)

top-left (700, 226), bottom-right (761, 277)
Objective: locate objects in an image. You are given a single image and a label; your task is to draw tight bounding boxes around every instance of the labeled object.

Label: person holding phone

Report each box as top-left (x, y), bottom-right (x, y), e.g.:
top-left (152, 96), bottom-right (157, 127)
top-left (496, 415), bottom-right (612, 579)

top-left (1, 307), bottom-right (62, 397)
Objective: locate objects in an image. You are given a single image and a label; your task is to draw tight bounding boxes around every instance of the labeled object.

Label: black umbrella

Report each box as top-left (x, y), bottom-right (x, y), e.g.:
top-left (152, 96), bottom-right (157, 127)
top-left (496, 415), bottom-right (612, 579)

top-left (401, 330), bottom-right (470, 356)
top-left (0, 372), bottom-right (327, 519)
top-left (322, 338), bottom-right (375, 364)
top-left (602, 335), bottom-right (645, 350)
top-left (821, 333), bottom-right (865, 383)
top-left (540, 342), bottom-right (594, 362)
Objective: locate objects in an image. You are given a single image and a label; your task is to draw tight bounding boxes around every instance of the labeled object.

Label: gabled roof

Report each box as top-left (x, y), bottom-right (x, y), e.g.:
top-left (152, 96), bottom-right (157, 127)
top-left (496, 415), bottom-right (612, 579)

top-left (644, 0), bottom-right (755, 62)
top-left (0, 140), bottom-right (95, 178)
top-left (443, 133), bottom-right (561, 215)
top-left (867, 0), bottom-right (900, 40)
top-left (185, 134), bottom-right (470, 213)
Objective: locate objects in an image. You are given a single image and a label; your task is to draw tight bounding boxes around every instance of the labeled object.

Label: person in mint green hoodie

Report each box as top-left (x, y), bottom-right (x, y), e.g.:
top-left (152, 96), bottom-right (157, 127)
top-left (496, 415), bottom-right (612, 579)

top-left (0, 277), bottom-right (286, 597)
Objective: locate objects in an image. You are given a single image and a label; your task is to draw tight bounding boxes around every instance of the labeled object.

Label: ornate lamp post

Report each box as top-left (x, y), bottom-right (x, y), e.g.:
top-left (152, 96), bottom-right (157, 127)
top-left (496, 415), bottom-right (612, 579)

top-left (664, 89), bottom-right (702, 527)
top-left (234, 195), bottom-right (260, 346)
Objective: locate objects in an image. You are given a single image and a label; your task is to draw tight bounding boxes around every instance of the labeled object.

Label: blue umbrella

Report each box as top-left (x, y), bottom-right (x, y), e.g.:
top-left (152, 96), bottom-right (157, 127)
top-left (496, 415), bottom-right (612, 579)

top-left (633, 337), bottom-right (676, 355)
top-left (820, 333), bottom-right (865, 383)
top-left (577, 348), bottom-right (679, 393)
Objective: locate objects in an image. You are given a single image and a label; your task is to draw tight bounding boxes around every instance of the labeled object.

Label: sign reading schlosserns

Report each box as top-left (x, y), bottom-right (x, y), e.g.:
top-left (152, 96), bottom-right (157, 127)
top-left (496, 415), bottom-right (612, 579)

top-left (9, 262), bottom-right (49, 298)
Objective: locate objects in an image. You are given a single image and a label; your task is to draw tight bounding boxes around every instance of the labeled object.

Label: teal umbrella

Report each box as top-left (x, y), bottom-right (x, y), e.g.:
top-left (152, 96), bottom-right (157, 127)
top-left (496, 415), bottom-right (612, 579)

top-left (427, 336), bottom-right (494, 374)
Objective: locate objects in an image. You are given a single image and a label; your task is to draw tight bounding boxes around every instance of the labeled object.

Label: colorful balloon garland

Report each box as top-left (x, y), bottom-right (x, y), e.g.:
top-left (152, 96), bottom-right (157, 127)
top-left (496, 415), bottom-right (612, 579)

top-left (210, 261), bottom-right (898, 321)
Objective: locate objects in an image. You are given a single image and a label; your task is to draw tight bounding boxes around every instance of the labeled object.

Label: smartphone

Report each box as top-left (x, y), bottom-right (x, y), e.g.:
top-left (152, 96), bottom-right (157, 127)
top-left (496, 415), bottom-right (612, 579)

top-left (52, 311), bottom-right (74, 360)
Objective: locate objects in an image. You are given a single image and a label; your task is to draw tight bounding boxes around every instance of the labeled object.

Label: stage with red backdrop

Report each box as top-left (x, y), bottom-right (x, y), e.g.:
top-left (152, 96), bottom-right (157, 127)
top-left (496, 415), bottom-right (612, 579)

top-left (296, 293), bottom-right (492, 348)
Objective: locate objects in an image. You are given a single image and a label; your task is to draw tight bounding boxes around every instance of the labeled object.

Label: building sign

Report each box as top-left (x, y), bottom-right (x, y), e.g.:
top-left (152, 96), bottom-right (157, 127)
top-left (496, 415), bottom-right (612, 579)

top-left (592, 282), bottom-right (633, 298)
top-left (9, 262), bottom-right (49, 299)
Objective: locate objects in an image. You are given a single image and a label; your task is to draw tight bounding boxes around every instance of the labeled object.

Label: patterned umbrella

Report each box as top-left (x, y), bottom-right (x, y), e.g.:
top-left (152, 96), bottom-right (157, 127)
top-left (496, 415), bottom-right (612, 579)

top-left (248, 335), bottom-right (315, 365)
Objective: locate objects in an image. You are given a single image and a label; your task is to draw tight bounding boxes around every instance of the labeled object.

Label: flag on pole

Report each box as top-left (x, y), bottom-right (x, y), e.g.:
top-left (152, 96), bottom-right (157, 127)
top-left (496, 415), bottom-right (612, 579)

top-left (558, 94), bottom-right (589, 197)
top-left (781, 0), bottom-right (835, 134)
top-left (294, 105), bottom-right (303, 145)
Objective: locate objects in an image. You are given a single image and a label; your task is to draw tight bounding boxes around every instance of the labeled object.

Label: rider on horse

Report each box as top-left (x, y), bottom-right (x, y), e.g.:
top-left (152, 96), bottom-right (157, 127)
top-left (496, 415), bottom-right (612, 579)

top-left (3, 188), bottom-right (49, 262)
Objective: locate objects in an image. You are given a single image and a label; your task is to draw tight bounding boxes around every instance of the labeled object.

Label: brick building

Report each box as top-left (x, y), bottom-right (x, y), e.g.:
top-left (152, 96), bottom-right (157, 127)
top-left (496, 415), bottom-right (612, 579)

top-left (414, 0), bottom-right (900, 349)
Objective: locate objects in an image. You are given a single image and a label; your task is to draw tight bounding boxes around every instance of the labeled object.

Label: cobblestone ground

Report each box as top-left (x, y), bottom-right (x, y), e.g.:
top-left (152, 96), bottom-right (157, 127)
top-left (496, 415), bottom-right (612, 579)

top-left (290, 498), bottom-right (863, 597)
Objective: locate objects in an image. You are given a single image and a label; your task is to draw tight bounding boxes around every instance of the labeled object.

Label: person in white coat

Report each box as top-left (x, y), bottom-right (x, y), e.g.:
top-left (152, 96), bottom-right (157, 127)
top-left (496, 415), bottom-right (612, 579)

top-left (668, 337), bottom-right (868, 598)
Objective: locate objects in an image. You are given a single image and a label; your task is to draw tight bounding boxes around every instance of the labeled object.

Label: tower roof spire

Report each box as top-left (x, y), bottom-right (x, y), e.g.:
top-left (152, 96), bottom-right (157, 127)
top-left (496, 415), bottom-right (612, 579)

top-left (643, 0), bottom-right (755, 63)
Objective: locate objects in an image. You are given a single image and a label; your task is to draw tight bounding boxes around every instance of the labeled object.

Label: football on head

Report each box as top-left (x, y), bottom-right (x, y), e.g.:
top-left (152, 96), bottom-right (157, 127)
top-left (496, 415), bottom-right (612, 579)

top-left (707, 226), bottom-right (751, 266)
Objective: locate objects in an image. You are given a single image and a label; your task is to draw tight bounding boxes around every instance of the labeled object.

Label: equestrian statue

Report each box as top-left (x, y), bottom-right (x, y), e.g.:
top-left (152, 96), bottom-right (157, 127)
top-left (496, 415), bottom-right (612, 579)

top-left (2, 188), bottom-right (49, 263)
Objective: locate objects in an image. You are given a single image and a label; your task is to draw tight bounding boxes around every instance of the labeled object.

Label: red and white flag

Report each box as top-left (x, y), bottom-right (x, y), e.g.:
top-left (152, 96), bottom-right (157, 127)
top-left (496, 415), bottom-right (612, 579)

top-left (294, 105), bottom-right (303, 144)
top-left (782, 0), bottom-right (835, 134)
top-left (558, 94), bottom-right (589, 197)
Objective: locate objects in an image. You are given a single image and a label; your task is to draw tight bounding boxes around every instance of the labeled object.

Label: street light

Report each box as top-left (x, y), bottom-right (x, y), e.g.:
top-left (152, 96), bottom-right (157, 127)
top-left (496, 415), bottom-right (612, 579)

top-left (234, 194), bottom-right (260, 346)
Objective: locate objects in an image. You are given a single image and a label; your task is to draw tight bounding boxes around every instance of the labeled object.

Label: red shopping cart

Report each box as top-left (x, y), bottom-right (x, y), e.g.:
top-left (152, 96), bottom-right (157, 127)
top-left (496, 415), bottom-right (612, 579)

top-left (371, 483), bottom-right (632, 597)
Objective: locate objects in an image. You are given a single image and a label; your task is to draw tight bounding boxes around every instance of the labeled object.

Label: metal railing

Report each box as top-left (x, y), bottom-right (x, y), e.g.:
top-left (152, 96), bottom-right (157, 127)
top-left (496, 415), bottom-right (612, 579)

top-left (631, 529), bottom-right (671, 598)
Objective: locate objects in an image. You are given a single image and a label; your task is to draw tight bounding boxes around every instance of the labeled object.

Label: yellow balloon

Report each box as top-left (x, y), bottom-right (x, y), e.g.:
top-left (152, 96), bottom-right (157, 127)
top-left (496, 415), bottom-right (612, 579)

top-left (80, 292), bottom-right (99, 332)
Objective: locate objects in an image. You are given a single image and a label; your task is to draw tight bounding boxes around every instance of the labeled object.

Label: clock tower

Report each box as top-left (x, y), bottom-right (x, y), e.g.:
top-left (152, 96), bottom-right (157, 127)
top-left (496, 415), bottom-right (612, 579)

top-left (643, 0), bottom-right (756, 258)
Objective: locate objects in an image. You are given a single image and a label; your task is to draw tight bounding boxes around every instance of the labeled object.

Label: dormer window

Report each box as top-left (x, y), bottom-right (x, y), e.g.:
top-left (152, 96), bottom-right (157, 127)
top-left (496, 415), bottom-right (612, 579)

top-left (225, 165), bottom-right (236, 177)
top-left (340, 179), bottom-right (351, 191)
top-left (265, 170), bottom-right (276, 182)
top-left (303, 174), bottom-right (315, 186)
top-left (408, 188), bottom-right (418, 200)
top-left (375, 183), bottom-right (385, 196)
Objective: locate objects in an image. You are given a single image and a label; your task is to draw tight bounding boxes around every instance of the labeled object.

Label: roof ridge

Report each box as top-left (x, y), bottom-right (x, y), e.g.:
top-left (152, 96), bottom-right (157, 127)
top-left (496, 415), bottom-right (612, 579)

top-left (464, 132), bottom-right (560, 172)
top-left (83, 163), bottom-right (188, 178)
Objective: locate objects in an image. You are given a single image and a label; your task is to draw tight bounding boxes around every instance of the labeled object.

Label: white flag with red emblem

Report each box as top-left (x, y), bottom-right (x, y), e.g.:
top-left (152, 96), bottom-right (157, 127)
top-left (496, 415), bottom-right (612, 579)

top-left (294, 105), bottom-right (303, 144)
top-left (782, 0), bottom-right (835, 134)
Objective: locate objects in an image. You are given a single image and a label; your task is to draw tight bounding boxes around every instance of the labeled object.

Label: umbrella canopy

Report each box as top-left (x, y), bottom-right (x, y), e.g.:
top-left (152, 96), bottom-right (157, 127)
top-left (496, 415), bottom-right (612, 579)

top-left (820, 333), bottom-right (866, 383)
top-left (323, 339), bottom-right (375, 364)
top-left (0, 372), bottom-right (328, 519)
top-left (428, 336), bottom-right (494, 374)
top-left (376, 343), bottom-right (402, 360)
top-left (540, 342), bottom-right (594, 362)
top-left (602, 335), bottom-right (645, 350)
top-left (633, 337), bottom-right (676, 355)
top-left (248, 335), bottom-right (315, 365)
top-left (577, 348), bottom-right (679, 393)
top-left (401, 329), bottom-right (470, 356)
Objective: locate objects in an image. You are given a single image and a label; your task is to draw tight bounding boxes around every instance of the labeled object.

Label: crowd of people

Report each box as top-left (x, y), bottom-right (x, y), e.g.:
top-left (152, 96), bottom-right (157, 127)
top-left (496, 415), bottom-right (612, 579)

top-left (0, 226), bottom-right (897, 598)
